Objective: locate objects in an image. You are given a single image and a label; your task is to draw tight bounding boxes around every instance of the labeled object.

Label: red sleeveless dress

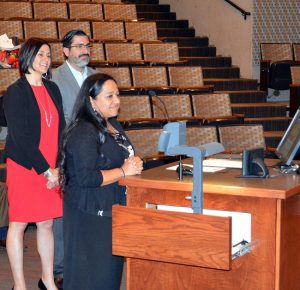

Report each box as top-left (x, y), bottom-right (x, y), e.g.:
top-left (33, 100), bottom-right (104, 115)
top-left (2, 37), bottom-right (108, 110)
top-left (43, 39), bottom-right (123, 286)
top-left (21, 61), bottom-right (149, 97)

top-left (7, 85), bottom-right (63, 222)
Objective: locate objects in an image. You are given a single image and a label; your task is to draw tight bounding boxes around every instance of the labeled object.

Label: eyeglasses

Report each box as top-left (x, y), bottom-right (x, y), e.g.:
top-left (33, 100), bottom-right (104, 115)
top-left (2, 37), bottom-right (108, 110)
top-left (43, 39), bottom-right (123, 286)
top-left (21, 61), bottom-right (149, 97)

top-left (68, 44), bottom-right (92, 50)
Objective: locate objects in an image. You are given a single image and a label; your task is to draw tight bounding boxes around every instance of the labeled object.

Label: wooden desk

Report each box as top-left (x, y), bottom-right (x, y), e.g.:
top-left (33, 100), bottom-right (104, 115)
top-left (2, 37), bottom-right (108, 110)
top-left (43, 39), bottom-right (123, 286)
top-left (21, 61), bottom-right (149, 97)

top-left (113, 160), bottom-right (300, 290)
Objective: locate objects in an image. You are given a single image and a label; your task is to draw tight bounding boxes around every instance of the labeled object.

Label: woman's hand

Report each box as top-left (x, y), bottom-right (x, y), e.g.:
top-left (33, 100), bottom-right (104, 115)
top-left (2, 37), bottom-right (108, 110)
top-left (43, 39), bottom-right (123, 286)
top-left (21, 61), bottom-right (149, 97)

top-left (121, 156), bottom-right (143, 177)
top-left (44, 168), bottom-right (59, 189)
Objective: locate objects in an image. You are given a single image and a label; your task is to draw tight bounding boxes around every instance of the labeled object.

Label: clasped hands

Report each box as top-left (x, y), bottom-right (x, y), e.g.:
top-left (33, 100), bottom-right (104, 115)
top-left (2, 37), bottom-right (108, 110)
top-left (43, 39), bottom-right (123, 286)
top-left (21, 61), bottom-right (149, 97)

top-left (122, 156), bottom-right (143, 176)
top-left (45, 168), bottom-right (59, 189)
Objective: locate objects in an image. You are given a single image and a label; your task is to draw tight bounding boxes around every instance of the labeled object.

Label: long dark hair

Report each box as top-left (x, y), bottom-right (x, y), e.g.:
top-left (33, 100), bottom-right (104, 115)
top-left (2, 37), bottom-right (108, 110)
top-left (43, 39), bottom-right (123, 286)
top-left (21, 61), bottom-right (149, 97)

top-left (58, 73), bottom-right (117, 191)
top-left (19, 38), bottom-right (52, 79)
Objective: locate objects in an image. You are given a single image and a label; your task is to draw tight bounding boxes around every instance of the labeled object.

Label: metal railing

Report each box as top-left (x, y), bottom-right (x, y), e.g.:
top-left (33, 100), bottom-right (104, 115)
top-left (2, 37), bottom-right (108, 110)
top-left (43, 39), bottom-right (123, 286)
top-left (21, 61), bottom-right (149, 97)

top-left (224, 0), bottom-right (251, 20)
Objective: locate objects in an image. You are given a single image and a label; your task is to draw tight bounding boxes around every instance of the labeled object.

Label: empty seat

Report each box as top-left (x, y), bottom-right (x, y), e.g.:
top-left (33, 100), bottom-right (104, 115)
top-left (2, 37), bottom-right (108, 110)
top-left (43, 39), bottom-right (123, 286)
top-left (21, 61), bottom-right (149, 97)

top-left (218, 125), bottom-right (266, 153)
top-left (92, 21), bottom-right (125, 41)
top-left (131, 66), bottom-right (168, 90)
top-left (90, 42), bottom-right (106, 65)
top-left (104, 4), bottom-right (137, 21)
top-left (143, 42), bottom-right (182, 64)
top-left (33, 2), bottom-right (68, 20)
top-left (92, 0), bottom-right (122, 3)
top-left (0, 69), bottom-right (20, 94)
top-left (118, 95), bottom-right (153, 124)
top-left (186, 126), bottom-right (218, 148)
top-left (291, 66), bottom-right (300, 84)
top-left (191, 93), bottom-right (243, 124)
top-left (58, 21), bottom-right (91, 39)
top-left (293, 43), bottom-right (300, 61)
top-left (125, 22), bottom-right (158, 42)
top-left (96, 67), bottom-right (132, 90)
top-left (105, 43), bottom-right (143, 64)
top-left (125, 128), bottom-right (162, 159)
top-left (260, 43), bottom-right (294, 91)
top-left (152, 94), bottom-right (193, 120)
top-left (0, 20), bottom-right (23, 39)
top-left (69, 3), bottom-right (103, 21)
top-left (0, 2), bottom-right (32, 19)
top-left (50, 42), bottom-right (64, 66)
top-left (168, 66), bottom-right (213, 92)
top-left (24, 21), bottom-right (58, 40)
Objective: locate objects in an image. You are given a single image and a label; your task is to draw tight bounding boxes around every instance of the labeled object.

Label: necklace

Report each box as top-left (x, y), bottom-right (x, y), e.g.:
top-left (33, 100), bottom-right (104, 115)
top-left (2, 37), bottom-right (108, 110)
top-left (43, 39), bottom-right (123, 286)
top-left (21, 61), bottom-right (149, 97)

top-left (34, 87), bottom-right (53, 128)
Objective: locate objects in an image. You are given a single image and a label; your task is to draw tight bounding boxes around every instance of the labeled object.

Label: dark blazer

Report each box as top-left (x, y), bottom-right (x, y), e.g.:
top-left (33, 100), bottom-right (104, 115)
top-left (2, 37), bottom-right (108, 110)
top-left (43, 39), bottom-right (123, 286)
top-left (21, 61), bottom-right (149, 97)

top-left (3, 76), bottom-right (66, 174)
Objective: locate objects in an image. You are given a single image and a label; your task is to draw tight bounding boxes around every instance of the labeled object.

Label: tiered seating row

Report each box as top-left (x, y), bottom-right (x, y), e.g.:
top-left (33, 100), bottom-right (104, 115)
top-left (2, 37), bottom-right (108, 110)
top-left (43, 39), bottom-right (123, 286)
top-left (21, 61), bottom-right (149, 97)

top-left (0, 20), bottom-right (158, 42)
top-left (0, 2), bottom-right (135, 21)
top-left (260, 43), bottom-right (300, 62)
top-left (51, 42), bottom-right (182, 66)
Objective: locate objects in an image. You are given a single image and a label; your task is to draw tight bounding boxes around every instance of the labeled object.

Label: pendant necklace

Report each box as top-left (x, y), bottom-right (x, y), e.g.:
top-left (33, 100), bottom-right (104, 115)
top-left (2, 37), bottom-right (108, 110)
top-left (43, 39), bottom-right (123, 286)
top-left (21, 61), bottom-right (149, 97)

top-left (35, 89), bottom-right (53, 128)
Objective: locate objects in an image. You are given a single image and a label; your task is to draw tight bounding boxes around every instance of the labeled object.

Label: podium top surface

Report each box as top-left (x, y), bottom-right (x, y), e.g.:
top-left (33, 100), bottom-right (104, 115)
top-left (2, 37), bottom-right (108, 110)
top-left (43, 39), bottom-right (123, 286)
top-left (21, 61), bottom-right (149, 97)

top-left (119, 159), bottom-right (300, 199)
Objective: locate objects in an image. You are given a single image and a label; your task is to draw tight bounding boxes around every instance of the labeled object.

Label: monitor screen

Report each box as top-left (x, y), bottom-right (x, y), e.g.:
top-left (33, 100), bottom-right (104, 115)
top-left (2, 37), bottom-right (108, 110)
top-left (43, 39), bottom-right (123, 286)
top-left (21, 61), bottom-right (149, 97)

top-left (275, 108), bottom-right (300, 166)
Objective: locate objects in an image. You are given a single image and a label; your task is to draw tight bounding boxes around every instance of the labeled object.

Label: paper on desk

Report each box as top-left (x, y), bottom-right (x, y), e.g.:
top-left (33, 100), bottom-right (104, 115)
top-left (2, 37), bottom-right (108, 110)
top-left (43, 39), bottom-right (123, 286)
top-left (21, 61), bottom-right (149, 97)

top-left (204, 159), bottom-right (242, 169)
top-left (156, 205), bottom-right (251, 250)
top-left (166, 164), bottom-right (225, 173)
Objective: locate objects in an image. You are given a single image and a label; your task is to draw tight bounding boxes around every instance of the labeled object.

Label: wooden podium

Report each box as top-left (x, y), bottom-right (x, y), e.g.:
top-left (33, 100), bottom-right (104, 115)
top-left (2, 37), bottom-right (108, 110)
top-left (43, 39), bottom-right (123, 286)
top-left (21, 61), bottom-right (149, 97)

top-left (112, 160), bottom-right (300, 290)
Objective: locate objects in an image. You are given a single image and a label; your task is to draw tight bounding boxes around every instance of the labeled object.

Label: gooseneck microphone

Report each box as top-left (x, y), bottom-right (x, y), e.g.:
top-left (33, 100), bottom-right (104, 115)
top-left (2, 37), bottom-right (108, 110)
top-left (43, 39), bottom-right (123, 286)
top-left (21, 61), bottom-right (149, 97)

top-left (148, 90), bottom-right (170, 122)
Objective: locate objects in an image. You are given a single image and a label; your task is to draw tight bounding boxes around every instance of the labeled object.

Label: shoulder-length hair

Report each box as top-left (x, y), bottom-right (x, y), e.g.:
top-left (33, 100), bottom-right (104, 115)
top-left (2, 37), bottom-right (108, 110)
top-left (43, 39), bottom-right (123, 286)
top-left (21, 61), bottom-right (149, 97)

top-left (58, 73), bottom-right (117, 191)
top-left (19, 38), bottom-right (52, 79)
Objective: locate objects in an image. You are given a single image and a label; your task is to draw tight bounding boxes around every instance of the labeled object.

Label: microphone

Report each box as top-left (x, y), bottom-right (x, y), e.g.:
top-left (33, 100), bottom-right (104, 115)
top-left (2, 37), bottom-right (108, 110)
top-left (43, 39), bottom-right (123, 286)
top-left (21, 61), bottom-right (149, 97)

top-left (148, 90), bottom-right (170, 122)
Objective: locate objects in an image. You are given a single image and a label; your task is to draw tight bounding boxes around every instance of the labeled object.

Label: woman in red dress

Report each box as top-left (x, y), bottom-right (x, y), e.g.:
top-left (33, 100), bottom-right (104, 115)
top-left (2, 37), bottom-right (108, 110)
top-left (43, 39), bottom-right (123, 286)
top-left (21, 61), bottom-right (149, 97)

top-left (3, 38), bottom-right (65, 290)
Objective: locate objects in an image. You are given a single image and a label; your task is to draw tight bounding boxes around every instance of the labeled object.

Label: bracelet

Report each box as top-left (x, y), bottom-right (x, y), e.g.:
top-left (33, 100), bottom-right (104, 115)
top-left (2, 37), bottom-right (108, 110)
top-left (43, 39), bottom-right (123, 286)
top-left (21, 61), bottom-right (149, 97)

top-left (120, 167), bottom-right (125, 178)
top-left (43, 168), bottom-right (53, 179)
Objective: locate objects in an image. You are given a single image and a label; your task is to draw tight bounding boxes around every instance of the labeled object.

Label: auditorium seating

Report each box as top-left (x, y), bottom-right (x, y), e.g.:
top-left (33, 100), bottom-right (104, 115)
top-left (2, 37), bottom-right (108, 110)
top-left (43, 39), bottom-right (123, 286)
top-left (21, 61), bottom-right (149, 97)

top-left (0, 69), bottom-right (20, 95)
top-left (58, 21), bottom-right (91, 39)
top-left (92, 21), bottom-right (125, 41)
top-left (33, 2), bottom-right (68, 20)
top-left (293, 43), bottom-right (300, 61)
top-left (24, 21), bottom-right (58, 39)
top-left (68, 3), bottom-right (103, 21)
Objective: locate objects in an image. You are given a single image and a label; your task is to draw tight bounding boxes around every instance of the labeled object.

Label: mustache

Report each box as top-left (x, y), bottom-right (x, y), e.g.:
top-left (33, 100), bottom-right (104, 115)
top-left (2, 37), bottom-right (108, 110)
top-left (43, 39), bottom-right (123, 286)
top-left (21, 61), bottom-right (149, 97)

top-left (79, 53), bottom-right (90, 58)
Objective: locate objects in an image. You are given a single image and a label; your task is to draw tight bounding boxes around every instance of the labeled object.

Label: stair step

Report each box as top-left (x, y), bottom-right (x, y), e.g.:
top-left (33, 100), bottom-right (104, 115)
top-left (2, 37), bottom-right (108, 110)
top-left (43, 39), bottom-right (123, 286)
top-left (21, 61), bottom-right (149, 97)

top-left (232, 102), bottom-right (287, 118)
top-left (202, 67), bottom-right (240, 78)
top-left (179, 46), bottom-right (216, 57)
top-left (264, 131), bottom-right (284, 148)
top-left (138, 12), bottom-right (176, 20)
top-left (181, 56), bottom-right (232, 67)
top-left (155, 20), bottom-right (189, 29)
top-left (162, 36), bottom-right (209, 46)
top-left (157, 28), bottom-right (195, 37)
top-left (135, 4), bottom-right (170, 13)
top-left (215, 90), bottom-right (267, 103)
top-left (245, 117), bottom-right (291, 131)
top-left (127, 0), bottom-right (159, 4)
top-left (204, 78), bottom-right (258, 91)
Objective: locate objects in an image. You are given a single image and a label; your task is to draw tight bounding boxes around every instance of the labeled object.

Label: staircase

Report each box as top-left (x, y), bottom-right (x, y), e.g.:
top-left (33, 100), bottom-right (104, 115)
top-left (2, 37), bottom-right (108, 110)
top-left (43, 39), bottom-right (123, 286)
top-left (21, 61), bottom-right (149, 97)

top-left (129, 0), bottom-right (288, 148)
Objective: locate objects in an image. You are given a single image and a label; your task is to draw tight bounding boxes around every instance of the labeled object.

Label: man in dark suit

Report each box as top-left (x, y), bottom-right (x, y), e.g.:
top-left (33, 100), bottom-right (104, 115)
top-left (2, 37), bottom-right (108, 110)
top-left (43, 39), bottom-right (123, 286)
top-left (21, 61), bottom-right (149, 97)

top-left (51, 30), bottom-right (96, 290)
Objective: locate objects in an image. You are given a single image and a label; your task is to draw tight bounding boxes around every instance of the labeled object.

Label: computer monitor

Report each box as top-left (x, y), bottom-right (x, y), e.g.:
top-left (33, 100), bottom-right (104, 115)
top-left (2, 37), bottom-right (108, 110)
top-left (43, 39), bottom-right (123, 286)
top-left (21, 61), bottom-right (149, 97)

top-left (275, 108), bottom-right (300, 167)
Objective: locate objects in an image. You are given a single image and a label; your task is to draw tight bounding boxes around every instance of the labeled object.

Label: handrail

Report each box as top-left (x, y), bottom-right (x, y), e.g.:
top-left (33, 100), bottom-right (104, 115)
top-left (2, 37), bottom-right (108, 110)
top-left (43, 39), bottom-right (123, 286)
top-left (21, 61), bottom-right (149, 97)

top-left (224, 0), bottom-right (251, 20)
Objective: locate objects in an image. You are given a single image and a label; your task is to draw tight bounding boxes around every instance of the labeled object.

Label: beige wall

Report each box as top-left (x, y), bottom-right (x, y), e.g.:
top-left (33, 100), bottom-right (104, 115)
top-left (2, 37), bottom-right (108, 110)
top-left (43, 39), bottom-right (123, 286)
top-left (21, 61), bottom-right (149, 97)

top-left (160, 0), bottom-right (253, 78)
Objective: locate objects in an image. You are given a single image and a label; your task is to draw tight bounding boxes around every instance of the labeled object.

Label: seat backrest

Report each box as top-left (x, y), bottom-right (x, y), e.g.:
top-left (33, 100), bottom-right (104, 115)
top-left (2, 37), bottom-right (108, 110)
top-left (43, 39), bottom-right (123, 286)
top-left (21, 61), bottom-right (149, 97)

top-left (105, 43), bottom-right (142, 63)
top-left (186, 126), bottom-right (218, 148)
top-left (92, 0), bottom-right (123, 3)
top-left (96, 67), bottom-right (132, 89)
top-left (125, 128), bottom-right (162, 158)
top-left (260, 43), bottom-right (293, 62)
top-left (33, 2), bottom-right (68, 20)
top-left (69, 3), bottom-right (103, 21)
top-left (60, 0), bottom-right (90, 2)
top-left (293, 43), bottom-right (300, 61)
top-left (125, 22), bottom-right (158, 42)
top-left (0, 20), bottom-right (23, 39)
top-left (58, 21), bottom-right (91, 39)
top-left (118, 95), bottom-right (152, 120)
top-left (0, 2), bottom-right (32, 19)
top-left (0, 69), bottom-right (20, 94)
top-left (152, 94), bottom-right (192, 119)
top-left (131, 66), bottom-right (168, 88)
top-left (291, 66), bottom-right (300, 85)
top-left (191, 93), bottom-right (232, 118)
top-left (104, 4), bottom-right (137, 20)
top-left (218, 125), bottom-right (266, 153)
top-left (92, 21), bottom-right (125, 41)
top-left (50, 42), bottom-right (64, 65)
top-left (168, 66), bottom-right (204, 88)
top-left (143, 42), bottom-right (179, 63)
top-left (24, 21), bottom-right (58, 39)
top-left (90, 42), bottom-right (105, 64)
